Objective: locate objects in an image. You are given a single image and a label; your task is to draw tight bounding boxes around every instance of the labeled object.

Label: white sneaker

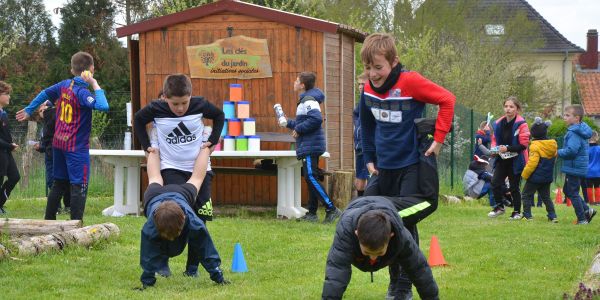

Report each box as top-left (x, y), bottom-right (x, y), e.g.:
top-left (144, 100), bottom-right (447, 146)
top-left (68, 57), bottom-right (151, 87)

top-left (509, 212), bottom-right (522, 220)
top-left (488, 207), bottom-right (505, 218)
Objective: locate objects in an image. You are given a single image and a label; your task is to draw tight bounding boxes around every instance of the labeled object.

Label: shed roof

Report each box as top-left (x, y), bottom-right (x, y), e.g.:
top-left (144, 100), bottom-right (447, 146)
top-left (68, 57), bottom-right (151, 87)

top-left (116, 0), bottom-right (367, 42)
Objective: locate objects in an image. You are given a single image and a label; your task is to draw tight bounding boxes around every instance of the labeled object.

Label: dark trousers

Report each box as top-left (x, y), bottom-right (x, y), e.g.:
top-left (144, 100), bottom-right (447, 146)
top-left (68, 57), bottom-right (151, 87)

top-left (492, 161), bottom-right (522, 212)
top-left (365, 164), bottom-right (421, 293)
top-left (44, 150), bottom-right (70, 208)
top-left (45, 181), bottom-right (84, 220)
top-left (302, 155), bottom-right (333, 214)
top-left (521, 181), bottom-right (556, 219)
top-left (564, 175), bottom-right (589, 221)
top-left (0, 152), bottom-right (20, 208)
top-left (161, 168), bottom-right (214, 223)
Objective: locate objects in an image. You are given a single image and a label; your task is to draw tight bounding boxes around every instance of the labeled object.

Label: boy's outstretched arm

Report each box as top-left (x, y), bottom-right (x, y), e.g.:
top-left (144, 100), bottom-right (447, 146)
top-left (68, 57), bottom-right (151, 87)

top-left (146, 150), bottom-right (163, 186)
top-left (187, 147), bottom-right (211, 193)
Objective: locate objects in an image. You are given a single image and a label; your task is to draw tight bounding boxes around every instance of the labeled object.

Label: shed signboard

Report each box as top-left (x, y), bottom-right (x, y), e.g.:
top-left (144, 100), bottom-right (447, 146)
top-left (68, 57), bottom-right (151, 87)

top-left (186, 35), bottom-right (273, 79)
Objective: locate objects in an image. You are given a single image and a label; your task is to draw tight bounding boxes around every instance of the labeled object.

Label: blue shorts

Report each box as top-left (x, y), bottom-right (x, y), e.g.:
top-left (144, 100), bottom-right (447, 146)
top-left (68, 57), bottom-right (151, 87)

top-left (355, 152), bottom-right (369, 180)
top-left (52, 148), bottom-right (90, 185)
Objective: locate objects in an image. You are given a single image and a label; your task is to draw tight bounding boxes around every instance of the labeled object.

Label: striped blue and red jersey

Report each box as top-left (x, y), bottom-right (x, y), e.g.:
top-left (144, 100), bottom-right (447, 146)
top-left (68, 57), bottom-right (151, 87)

top-left (42, 79), bottom-right (97, 152)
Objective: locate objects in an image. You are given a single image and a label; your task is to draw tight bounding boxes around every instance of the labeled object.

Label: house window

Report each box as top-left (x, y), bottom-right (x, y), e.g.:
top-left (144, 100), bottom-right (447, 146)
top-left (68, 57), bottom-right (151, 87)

top-left (485, 24), bottom-right (505, 36)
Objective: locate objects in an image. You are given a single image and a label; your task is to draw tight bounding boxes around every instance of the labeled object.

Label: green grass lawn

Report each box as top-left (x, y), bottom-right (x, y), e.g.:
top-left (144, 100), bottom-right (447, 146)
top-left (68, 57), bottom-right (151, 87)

top-left (1, 196), bottom-right (599, 299)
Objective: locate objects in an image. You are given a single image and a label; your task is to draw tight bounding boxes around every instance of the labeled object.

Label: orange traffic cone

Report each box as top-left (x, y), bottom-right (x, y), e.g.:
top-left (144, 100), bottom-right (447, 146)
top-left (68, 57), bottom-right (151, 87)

top-left (566, 197), bottom-right (572, 207)
top-left (587, 188), bottom-right (595, 204)
top-left (428, 235), bottom-right (447, 267)
top-left (555, 188), bottom-right (563, 204)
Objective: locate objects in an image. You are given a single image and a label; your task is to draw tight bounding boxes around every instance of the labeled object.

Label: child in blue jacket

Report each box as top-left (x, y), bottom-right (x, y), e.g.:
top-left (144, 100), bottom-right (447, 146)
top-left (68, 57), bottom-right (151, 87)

top-left (284, 71), bottom-right (341, 223)
top-left (586, 131), bottom-right (600, 204)
top-left (558, 105), bottom-right (595, 224)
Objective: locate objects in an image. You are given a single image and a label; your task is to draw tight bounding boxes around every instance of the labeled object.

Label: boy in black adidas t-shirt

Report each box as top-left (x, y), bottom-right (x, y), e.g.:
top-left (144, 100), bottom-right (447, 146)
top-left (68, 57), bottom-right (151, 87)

top-left (138, 147), bottom-right (229, 288)
top-left (134, 74), bottom-right (225, 277)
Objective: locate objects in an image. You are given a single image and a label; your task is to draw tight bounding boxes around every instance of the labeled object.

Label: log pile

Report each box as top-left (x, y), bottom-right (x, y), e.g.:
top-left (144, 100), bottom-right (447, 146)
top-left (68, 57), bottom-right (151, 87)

top-left (0, 218), bottom-right (83, 236)
top-left (0, 222), bottom-right (120, 259)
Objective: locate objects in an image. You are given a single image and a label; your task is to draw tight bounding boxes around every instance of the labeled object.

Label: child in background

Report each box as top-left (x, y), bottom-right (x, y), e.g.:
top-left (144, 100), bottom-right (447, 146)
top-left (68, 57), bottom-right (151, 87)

top-left (0, 81), bottom-right (20, 214)
top-left (284, 71), bottom-right (341, 223)
top-left (520, 117), bottom-right (557, 222)
top-left (353, 72), bottom-right (369, 197)
top-left (558, 105), bottom-right (595, 224)
top-left (138, 147), bottom-right (229, 289)
top-left (463, 155), bottom-right (493, 202)
top-left (586, 131), bottom-right (600, 204)
top-left (33, 101), bottom-right (71, 214)
top-left (16, 51), bottom-right (109, 221)
top-left (474, 121), bottom-right (492, 157)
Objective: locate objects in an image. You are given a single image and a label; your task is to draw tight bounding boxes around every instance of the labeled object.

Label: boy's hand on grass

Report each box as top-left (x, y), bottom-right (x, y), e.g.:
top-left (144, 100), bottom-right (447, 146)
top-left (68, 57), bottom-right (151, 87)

top-left (16, 109), bottom-right (30, 122)
top-left (133, 284), bottom-right (151, 291)
top-left (215, 278), bottom-right (232, 285)
top-left (367, 162), bottom-right (378, 176)
top-left (425, 141), bottom-right (442, 156)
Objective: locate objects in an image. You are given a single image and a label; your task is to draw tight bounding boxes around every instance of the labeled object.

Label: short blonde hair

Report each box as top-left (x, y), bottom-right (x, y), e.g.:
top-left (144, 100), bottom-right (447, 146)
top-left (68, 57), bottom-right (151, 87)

top-left (360, 33), bottom-right (398, 66)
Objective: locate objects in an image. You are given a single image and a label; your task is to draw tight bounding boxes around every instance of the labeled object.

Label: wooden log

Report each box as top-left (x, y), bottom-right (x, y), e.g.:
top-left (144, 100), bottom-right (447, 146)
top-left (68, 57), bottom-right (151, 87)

top-left (0, 218), bottom-right (83, 235)
top-left (332, 170), bottom-right (353, 209)
top-left (2, 223), bottom-right (120, 258)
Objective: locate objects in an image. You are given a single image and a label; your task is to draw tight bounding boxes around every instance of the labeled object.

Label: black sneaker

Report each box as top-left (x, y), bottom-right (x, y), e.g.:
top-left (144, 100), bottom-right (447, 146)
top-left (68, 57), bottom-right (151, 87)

top-left (183, 270), bottom-right (198, 277)
top-left (298, 212), bottom-right (318, 222)
top-left (586, 208), bottom-right (597, 223)
top-left (323, 208), bottom-right (342, 224)
top-left (0, 206), bottom-right (5, 214)
top-left (548, 217), bottom-right (558, 223)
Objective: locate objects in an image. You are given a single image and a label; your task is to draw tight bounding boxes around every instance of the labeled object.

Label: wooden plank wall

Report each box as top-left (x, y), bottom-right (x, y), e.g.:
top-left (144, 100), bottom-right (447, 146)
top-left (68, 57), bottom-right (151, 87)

top-left (136, 12), bottom-right (338, 205)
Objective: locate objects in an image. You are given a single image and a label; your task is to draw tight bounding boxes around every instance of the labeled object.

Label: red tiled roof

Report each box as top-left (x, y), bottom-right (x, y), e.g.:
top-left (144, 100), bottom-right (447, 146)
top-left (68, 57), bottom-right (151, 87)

top-left (575, 68), bottom-right (600, 116)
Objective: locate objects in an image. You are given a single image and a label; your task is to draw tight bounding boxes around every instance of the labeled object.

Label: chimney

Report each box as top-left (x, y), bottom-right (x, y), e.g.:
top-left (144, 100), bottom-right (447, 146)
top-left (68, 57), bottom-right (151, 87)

top-left (580, 29), bottom-right (598, 70)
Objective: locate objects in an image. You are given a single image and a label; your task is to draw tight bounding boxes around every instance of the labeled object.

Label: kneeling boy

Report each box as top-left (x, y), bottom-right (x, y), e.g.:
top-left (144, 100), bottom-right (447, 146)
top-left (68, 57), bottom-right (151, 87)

top-left (322, 196), bottom-right (438, 300)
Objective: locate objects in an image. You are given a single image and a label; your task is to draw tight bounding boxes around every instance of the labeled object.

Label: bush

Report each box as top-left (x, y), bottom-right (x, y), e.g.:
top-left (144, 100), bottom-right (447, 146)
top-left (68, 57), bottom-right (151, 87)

top-left (547, 116), bottom-right (599, 138)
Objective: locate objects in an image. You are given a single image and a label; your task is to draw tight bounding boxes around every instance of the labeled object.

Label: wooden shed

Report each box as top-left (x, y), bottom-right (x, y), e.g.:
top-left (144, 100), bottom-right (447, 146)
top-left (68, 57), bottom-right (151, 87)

top-left (116, 0), bottom-right (366, 206)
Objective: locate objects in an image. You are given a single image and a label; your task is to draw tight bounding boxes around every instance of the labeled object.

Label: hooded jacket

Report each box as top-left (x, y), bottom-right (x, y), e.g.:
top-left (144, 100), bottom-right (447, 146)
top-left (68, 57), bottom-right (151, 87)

top-left (559, 122), bottom-right (593, 177)
top-left (522, 139), bottom-right (557, 183)
top-left (474, 129), bottom-right (491, 157)
top-left (286, 88), bottom-right (326, 158)
top-left (588, 143), bottom-right (600, 178)
top-left (322, 197), bottom-right (438, 300)
top-left (491, 115), bottom-right (530, 174)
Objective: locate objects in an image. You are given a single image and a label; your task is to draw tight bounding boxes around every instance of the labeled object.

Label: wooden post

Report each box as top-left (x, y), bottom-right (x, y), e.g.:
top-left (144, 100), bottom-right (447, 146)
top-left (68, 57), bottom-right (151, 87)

top-left (0, 218), bottom-right (82, 236)
top-left (20, 121), bottom-right (38, 188)
top-left (0, 223), bottom-right (120, 259)
top-left (332, 170), bottom-right (353, 209)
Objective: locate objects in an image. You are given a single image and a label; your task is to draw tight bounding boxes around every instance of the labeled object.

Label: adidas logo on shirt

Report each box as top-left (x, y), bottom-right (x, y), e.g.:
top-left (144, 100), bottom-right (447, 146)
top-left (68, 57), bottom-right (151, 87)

top-left (166, 121), bottom-right (197, 144)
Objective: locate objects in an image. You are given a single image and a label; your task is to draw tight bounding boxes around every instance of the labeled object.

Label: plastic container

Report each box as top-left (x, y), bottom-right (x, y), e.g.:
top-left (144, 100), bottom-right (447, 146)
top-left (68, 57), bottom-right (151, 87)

top-left (248, 135), bottom-right (260, 152)
top-left (223, 136), bottom-right (235, 151)
top-left (214, 140), bottom-right (222, 151)
top-left (237, 101), bottom-right (250, 119)
top-left (273, 104), bottom-right (287, 126)
top-left (235, 136), bottom-right (248, 151)
top-left (243, 118), bottom-right (256, 135)
top-left (228, 118), bottom-right (242, 136)
top-left (221, 120), bottom-right (228, 136)
top-left (223, 101), bottom-right (235, 119)
top-left (230, 84), bottom-right (243, 101)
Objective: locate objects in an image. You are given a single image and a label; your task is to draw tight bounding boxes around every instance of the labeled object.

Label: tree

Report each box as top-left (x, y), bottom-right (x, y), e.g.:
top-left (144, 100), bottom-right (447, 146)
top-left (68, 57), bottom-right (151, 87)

top-left (57, 0), bottom-right (130, 143)
top-left (0, 0), bottom-right (56, 104)
top-left (146, 0), bottom-right (323, 18)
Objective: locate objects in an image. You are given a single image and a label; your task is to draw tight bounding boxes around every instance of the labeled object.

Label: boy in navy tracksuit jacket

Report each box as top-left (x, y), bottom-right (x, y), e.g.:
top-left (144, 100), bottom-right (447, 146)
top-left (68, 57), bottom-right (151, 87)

top-left (558, 105), bottom-right (595, 224)
top-left (138, 147), bottom-right (229, 289)
top-left (0, 81), bottom-right (20, 214)
top-left (359, 33), bottom-right (455, 297)
top-left (284, 72), bottom-right (341, 223)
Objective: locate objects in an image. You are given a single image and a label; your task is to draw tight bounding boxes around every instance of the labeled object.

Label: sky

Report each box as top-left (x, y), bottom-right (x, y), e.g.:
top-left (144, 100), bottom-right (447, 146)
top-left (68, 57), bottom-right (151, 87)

top-left (43, 0), bottom-right (598, 49)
